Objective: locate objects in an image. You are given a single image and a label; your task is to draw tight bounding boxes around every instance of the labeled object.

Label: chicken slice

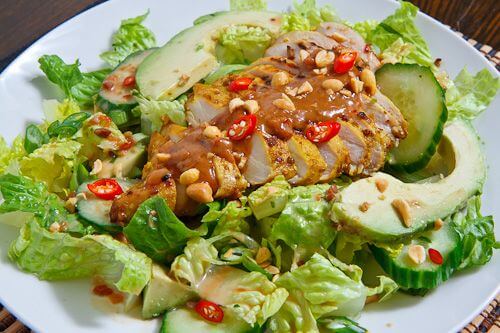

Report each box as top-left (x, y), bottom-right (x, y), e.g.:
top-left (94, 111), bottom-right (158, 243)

top-left (318, 135), bottom-right (348, 182)
top-left (287, 134), bottom-right (327, 185)
top-left (316, 22), bottom-right (381, 72)
top-left (244, 131), bottom-right (296, 185)
top-left (186, 83), bottom-right (231, 126)
top-left (336, 120), bottom-right (368, 175)
top-left (372, 91), bottom-right (408, 140)
top-left (213, 154), bottom-right (248, 198)
top-left (265, 30), bottom-right (338, 60)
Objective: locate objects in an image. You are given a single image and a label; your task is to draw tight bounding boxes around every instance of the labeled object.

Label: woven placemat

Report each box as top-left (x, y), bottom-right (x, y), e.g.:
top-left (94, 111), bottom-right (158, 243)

top-left (0, 31), bottom-right (499, 333)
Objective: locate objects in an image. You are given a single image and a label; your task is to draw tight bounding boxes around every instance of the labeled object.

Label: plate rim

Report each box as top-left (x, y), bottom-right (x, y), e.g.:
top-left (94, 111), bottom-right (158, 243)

top-left (0, 0), bottom-right (497, 332)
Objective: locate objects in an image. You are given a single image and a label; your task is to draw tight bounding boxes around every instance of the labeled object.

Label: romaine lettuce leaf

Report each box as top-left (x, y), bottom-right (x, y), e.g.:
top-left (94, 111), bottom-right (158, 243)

top-left (216, 25), bottom-right (273, 64)
top-left (9, 219), bottom-right (151, 295)
top-left (230, 0), bottom-right (267, 11)
top-left (20, 139), bottom-right (81, 194)
top-left (267, 290), bottom-right (318, 333)
top-left (270, 184), bottom-right (335, 261)
top-left (446, 68), bottom-right (499, 120)
top-left (366, 275), bottom-right (399, 302)
top-left (123, 197), bottom-right (205, 263)
top-left (100, 12), bottom-right (156, 67)
top-left (38, 55), bottom-right (111, 108)
top-left (281, 0), bottom-right (337, 33)
top-left (0, 136), bottom-right (25, 175)
top-left (451, 196), bottom-right (498, 269)
top-left (42, 99), bottom-right (81, 124)
top-left (136, 94), bottom-right (187, 135)
top-left (202, 200), bottom-right (252, 236)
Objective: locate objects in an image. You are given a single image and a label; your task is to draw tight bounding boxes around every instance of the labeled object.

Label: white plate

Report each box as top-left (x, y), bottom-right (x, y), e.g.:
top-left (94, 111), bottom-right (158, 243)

top-left (0, 0), bottom-right (498, 332)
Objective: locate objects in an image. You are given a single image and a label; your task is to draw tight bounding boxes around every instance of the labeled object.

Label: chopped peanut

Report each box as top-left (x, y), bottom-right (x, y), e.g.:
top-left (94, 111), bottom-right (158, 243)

top-left (299, 49), bottom-right (310, 62)
top-left (271, 71), bottom-right (289, 87)
top-left (359, 202), bottom-right (370, 212)
top-left (434, 218), bottom-right (444, 230)
top-left (408, 244), bottom-right (426, 264)
top-left (273, 93), bottom-right (296, 111)
top-left (321, 79), bottom-right (344, 92)
top-left (331, 32), bottom-right (348, 42)
top-left (285, 86), bottom-right (298, 97)
top-left (313, 67), bottom-right (328, 75)
top-left (375, 178), bottom-right (389, 193)
top-left (90, 159), bottom-right (103, 175)
top-left (255, 247), bottom-right (272, 264)
top-left (392, 199), bottom-right (412, 227)
top-left (297, 81), bottom-right (313, 95)
top-left (360, 68), bottom-right (377, 96)
top-left (349, 77), bottom-right (364, 93)
top-left (229, 98), bottom-right (245, 112)
top-left (203, 125), bottom-right (222, 139)
top-left (315, 50), bottom-right (335, 68)
top-left (186, 182), bottom-right (213, 203)
top-left (244, 100), bottom-right (260, 114)
top-left (156, 153), bottom-right (171, 162)
top-left (264, 265), bottom-right (280, 275)
top-left (179, 168), bottom-right (200, 185)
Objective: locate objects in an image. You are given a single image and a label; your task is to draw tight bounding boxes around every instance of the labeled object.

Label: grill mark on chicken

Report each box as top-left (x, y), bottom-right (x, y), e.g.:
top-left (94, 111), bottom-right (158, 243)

top-left (111, 22), bottom-right (407, 222)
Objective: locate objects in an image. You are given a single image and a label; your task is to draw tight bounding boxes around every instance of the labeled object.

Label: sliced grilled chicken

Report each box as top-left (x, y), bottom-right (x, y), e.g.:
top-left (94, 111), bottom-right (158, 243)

top-left (372, 91), bottom-right (408, 140)
top-left (265, 30), bottom-right (338, 59)
top-left (318, 136), bottom-right (348, 182)
top-left (186, 82), bottom-right (231, 126)
top-left (110, 179), bottom-right (176, 225)
top-left (244, 131), bottom-right (296, 185)
top-left (213, 154), bottom-right (248, 198)
top-left (316, 22), bottom-right (381, 72)
top-left (287, 134), bottom-right (327, 185)
top-left (336, 120), bottom-right (368, 175)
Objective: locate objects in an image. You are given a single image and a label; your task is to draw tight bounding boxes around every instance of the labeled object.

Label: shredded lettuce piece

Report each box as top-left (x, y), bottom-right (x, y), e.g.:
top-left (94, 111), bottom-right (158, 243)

top-left (267, 289), bottom-right (318, 333)
top-left (9, 219), bottom-right (151, 295)
top-left (351, 20), bottom-right (378, 40)
top-left (230, 0), bottom-right (267, 11)
top-left (38, 55), bottom-right (111, 108)
top-left (366, 275), bottom-right (399, 302)
top-left (0, 136), bottom-right (26, 175)
top-left (124, 197), bottom-right (205, 263)
top-left (42, 99), bottom-right (81, 124)
top-left (216, 25), bottom-right (273, 64)
top-left (451, 196), bottom-right (498, 270)
top-left (19, 140), bottom-right (81, 194)
top-left (99, 12), bottom-right (156, 67)
top-left (202, 200), bottom-right (252, 236)
top-left (136, 94), bottom-right (187, 135)
top-left (281, 0), bottom-right (337, 33)
top-left (446, 68), bottom-right (499, 120)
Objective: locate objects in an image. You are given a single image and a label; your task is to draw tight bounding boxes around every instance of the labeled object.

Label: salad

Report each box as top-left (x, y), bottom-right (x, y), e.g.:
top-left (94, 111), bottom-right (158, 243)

top-left (0, 0), bottom-right (498, 332)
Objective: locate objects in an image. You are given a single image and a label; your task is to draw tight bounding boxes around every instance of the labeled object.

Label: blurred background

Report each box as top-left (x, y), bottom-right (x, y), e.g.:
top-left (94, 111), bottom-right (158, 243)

top-left (0, 0), bottom-right (498, 70)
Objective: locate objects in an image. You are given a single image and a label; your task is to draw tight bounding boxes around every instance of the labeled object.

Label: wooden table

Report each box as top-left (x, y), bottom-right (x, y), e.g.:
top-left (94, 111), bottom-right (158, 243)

top-left (0, 0), bottom-right (498, 71)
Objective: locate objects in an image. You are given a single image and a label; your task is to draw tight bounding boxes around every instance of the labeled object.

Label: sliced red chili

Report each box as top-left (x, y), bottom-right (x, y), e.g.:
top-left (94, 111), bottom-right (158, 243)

top-left (228, 114), bottom-right (257, 141)
top-left (305, 121), bottom-right (341, 143)
top-left (195, 300), bottom-right (224, 323)
top-left (228, 77), bottom-right (253, 92)
top-left (333, 51), bottom-right (358, 74)
top-left (122, 75), bottom-right (136, 87)
top-left (87, 179), bottom-right (123, 200)
top-left (428, 248), bottom-right (443, 265)
top-left (89, 114), bottom-right (112, 127)
top-left (102, 80), bottom-right (114, 91)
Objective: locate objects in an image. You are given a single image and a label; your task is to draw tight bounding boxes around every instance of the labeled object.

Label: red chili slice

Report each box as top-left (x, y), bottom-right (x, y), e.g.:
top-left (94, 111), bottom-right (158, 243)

top-left (122, 76), bottom-right (136, 87)
top-left (333, 51), bottom-right (358, 74)
top-left (305, 121), bottom-right (341, 143)
top-left (228, 114), bottom-right (257, 141)
top-left (87, 179), bottom-right (123, 200)
top-left (228, 77), bottom-right (253, 92)
top-left (428, 248), bottom-right (443, 265)
top-left (195, 300), bottom-right (224, 323)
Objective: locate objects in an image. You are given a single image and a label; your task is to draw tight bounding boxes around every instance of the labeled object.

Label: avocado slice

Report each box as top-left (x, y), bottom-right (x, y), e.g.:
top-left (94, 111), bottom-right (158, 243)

top-left (136, 11), bottom-right (282, 100)
top-left (98, 144), bottom-right (146, 179)
top-left (142, 264), bottom-right (196, 319)
top-left (330, 120), bottom-right (486, 242)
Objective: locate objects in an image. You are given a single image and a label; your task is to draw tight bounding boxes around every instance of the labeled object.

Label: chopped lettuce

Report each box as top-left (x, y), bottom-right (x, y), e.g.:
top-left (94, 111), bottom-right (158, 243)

top-left (19, 139), bottom-right (81, 194)
top-left (366, 275), bottom-right (399, 302)
top-left (38, 55), bottom-right (111, 108)
top-left (216, 25), bottom-right (273, 64)
top-left (204, 64), bottom-right (248, 84)
top-left (9, 219), bottom-right (151, 295)
top-left (267, 290), bottom-right (318, 333)
top-left (446, 68), bottom-right (499, 120)
top-left (136, 94), bottom-right (187, 135)
top-left (230, 0), bottom-right (267, 11)
top-left (281, 0), bottom-right (337, 33)
top-left (451, 196), bottom-right (498, 270)
top-left (99, 12), bottom-right (156, 67)
top-left (351, 20), bottom-right (378, 40)
top-left (270, 184), bottom-right (335, 261)
top-left (124, 197), bottom-right (205, 263)
top-left (366, 1), bottom-right (433, 67)
top-left (42, 99), bottom-right (81, 124)
top-left (202, 200), bottom-right (252, 236)
top-left (0, 136), bottom-right (26, 175)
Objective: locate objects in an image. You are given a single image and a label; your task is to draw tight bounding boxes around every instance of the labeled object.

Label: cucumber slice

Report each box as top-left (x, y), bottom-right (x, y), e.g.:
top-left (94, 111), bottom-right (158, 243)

top-left (76, 178), bottom-right (137, 232)
top-left (161, 307), bottom-right (252, 333)
top-left (376, 63), bottom-right (448, 172)
top-left (97, 49), bottom-right (156, 127)
top-left (370, 222), bottom-right (462, 289)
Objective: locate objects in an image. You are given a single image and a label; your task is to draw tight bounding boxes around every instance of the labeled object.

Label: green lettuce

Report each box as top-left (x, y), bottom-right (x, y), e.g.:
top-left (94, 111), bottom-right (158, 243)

top-left (270, 184), bottom-right (335, 260)
top-left (0, 136), bottom-right (25, 174)
top-left (446, 68), bottom-right (499, 120)
top-left (216, 25), bottom-right (273, 64)
top-left (9, 219), bottom-right (151, 295)
top-left (19, 139), bottom-right (81, 194)
top-left (123, 197), bottom-right (205, 263)
top-left (230, 0), bottom-right (267, 11)
top-left (366, 275), bottom-right (399, 302)
top-left (38, 55), bottom-right (111, 108)
top-left (100, 12), bottom-right (156, 67)
top-left (281, 0), bottom-right (337, 33)
top-left (351, 20), bottom-right (378, 40)
top-left (136, 94), bottom-right (187, 135)
top-left (267, 290), bottom-right (318, 332)
top-left (202, 200), bottom-right (252, 236)
top-left (451, 196), bottom-right (498, 270)
top-left (42, 99), bottom-right (81, 124)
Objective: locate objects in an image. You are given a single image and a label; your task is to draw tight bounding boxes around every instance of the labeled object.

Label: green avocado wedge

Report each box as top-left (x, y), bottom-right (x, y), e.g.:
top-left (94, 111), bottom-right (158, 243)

top-left (136, 11), bottom-right (282, 101)
top-left (330, 120), bottom-right (485, 242)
